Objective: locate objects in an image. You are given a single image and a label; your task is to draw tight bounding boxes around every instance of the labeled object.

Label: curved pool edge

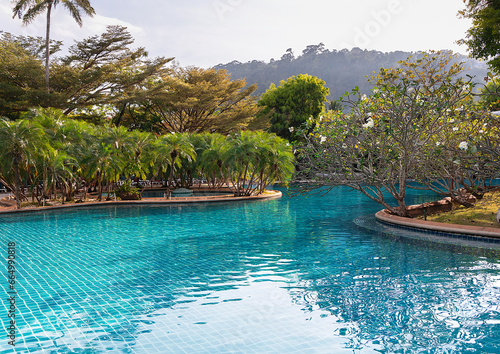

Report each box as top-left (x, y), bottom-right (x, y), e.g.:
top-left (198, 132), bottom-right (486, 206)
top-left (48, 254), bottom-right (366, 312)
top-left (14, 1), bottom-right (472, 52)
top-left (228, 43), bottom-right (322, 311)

top-left (375, 209), bottom-right (500, 239)
top-left (0, 190), bottom-right (282, 215)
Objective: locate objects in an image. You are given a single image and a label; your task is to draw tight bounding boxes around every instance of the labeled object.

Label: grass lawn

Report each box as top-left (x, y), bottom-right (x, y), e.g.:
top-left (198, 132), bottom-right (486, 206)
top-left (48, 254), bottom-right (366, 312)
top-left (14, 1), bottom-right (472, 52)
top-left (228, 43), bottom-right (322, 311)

top-left (421, 190), bottom-right (500, 229)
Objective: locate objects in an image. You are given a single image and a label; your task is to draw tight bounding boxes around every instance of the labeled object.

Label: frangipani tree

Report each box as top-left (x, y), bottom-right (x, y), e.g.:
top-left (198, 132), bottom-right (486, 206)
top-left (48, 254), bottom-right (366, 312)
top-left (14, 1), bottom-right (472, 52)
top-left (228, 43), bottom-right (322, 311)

top-left (413, 107), bottom-right (495, 206)
top-left (294, 51), bottom-right (480, 216)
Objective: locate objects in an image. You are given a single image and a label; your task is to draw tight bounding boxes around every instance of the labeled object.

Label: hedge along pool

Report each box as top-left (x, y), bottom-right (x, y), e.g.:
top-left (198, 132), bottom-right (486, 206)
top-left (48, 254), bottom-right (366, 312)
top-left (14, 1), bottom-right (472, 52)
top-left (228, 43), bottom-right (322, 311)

top-left (1, 186), bottom-right (500, 353)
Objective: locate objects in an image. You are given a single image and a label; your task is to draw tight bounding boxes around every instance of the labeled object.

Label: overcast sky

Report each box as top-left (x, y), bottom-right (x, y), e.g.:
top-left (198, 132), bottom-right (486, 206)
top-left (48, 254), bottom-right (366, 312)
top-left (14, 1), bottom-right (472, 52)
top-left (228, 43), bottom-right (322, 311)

top-left (1, 0), bottom-right (472, 68)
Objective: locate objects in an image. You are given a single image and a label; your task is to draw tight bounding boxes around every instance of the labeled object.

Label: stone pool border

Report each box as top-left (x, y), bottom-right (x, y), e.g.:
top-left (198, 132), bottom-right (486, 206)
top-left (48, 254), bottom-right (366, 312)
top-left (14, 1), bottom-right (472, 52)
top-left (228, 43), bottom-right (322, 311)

top-left (0, 190), bottom-right (282, 215)
top-left (375, 209), bottom-right (500, 240)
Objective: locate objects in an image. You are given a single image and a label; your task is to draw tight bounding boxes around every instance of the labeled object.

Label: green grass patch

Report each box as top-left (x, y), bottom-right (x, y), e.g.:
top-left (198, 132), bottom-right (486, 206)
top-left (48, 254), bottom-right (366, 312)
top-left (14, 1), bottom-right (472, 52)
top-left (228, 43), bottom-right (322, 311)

top-left (421, 191), bottom-right (500, 228)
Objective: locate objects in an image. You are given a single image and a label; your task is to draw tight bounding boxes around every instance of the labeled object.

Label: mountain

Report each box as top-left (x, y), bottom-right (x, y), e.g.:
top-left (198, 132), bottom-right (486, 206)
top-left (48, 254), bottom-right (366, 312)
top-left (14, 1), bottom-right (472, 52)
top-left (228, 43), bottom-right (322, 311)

top-left (214, 45), bottom-right (489, 100)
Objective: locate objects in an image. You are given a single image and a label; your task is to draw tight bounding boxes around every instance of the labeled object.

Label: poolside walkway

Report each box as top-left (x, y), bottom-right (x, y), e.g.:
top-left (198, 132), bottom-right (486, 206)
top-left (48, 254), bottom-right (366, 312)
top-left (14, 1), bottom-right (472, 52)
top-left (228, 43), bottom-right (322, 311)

top-left (0, 191), bottom-right (282, 215)
top-left (375, 209), bottom-right (500, 239)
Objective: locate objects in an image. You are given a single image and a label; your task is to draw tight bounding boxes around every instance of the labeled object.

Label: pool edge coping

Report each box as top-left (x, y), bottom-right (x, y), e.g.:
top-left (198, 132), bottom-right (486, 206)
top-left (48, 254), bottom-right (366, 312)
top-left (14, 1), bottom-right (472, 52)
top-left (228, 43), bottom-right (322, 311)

top-left (0, 190), bottom-right (282, 215)
top-left (375, 209), bottom-right (500, 239)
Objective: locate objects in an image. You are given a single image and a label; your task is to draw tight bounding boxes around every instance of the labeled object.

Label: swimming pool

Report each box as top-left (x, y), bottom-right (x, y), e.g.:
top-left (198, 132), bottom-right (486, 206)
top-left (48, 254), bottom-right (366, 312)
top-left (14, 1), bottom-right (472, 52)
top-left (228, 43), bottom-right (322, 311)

top-left (140, 190), bottom-right (231, 198)
top-left (1, 187), bottom-right (500, 352)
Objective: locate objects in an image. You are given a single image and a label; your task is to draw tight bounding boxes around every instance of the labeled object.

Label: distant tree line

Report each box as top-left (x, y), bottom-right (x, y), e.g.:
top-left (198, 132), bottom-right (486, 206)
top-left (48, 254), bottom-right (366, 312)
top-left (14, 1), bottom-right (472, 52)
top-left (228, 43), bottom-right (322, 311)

top-left (214, 45), bottom-right (489, 99)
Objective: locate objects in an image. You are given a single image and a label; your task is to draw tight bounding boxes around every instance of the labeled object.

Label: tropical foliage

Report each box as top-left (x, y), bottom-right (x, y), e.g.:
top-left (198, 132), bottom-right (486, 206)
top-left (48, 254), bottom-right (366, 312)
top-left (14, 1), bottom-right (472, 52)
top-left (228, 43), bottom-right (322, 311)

top-left (479, 76), bottom-right (500, 110)
top-left (0, 109), bottom-right (294, 208)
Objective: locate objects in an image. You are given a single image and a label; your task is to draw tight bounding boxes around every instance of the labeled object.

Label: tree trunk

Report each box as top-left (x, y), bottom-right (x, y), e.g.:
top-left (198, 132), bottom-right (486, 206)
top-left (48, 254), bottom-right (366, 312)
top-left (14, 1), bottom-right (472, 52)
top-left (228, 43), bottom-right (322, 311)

top-left (43, 166), bottom-right (48, 199)
top-left (13, 158), bottom-right (21, 209)
top-left (44, 3), bottom-right (52, 92)
top-left (98, 172), bottom-right (103, 201)
top-left (113, 103), bottom-right (127, 126)
top-left (167, 157), bottom-right (176, 199)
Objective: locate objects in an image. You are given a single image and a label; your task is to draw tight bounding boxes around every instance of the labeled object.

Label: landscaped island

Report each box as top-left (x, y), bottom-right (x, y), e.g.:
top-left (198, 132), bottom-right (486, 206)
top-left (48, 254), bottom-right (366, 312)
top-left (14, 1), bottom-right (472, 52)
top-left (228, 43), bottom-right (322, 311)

top-left (0, 110), bottom-right (293, 209)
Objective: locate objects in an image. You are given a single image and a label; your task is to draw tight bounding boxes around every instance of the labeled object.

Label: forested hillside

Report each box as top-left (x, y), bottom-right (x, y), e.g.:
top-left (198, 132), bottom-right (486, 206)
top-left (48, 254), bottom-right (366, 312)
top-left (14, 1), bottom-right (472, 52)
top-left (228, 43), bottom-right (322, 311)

top-left (214, 45), bottom-right (489, 99)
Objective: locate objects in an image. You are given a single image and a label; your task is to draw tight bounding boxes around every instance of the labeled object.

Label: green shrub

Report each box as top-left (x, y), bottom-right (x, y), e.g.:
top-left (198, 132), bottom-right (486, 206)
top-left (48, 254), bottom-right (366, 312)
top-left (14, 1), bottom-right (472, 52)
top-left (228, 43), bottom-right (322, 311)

top-left (114, 182), bottom-right (141, 200)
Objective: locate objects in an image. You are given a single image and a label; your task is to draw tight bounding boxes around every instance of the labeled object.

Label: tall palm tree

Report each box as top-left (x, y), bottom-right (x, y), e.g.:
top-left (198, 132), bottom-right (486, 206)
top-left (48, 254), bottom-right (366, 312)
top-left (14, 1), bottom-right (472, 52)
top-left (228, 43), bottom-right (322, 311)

top-left (12, 0), bottom-right (95, 91)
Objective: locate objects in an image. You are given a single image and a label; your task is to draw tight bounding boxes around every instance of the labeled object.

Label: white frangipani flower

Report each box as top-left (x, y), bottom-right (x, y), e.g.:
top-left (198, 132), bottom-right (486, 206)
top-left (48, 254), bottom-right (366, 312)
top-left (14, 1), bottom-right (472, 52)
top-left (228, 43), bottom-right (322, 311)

top-left (362, 117), bottom-right (374, 128)
top-left (459, 141), bottom-right (468, 150)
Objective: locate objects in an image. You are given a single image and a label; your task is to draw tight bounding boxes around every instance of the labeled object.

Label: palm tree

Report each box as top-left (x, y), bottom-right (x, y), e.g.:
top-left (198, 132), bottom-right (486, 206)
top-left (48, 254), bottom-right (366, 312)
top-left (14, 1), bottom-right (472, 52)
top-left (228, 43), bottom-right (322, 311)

top-left (161, 133), bottom-right (196, 198)
top-left (256, 133), bottom-right (294, 193)
top-left (0, 118), bottom-right (46, 208)
top-left (149, 136), bottom-right (173, 188)
top-left (224, 131), bottom-right (261, 196)
top-left (199, 133), bottom-right (228, 189)
top-left (128, 130), bottom-right (155, 183)
top-left (82, 140), bottom-right (123, 201)
top-left (12, 0), bottom-right (95, 91)
top-left (43, 147), bottom-right (77, 203)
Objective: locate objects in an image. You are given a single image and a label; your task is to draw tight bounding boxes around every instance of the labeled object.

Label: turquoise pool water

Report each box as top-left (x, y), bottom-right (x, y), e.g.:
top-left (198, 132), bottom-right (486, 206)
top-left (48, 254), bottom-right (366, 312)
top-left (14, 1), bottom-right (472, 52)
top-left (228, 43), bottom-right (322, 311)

top-left (1, 187), bottom-right (500, 353)
top-left (140, 190), bottom-right (231, 198)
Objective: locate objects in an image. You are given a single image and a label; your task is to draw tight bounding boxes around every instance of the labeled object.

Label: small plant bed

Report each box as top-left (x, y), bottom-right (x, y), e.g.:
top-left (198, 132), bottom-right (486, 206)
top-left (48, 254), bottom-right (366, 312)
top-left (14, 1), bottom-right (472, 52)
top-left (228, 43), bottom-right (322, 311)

top-left (420, 191), bottom-right (500, 229)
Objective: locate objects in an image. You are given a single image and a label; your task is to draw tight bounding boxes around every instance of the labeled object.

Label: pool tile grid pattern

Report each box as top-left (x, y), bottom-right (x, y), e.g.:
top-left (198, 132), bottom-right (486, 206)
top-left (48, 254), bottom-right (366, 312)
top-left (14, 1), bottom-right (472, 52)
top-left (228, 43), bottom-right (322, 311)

top-left (377, 219), bottom-right (500, 244)
top-left (2, 188), bottom-right (500, 353)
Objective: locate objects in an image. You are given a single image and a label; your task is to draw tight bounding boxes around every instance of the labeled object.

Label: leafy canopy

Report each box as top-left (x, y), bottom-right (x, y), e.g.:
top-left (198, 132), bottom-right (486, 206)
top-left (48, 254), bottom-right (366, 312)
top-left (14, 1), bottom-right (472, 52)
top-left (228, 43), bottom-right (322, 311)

top-left (258, 74), bottom-right (330, 141)
top-left (458, 0), bottom-right (500, 72)
top-left (136, 66), bottom-right (260, 134)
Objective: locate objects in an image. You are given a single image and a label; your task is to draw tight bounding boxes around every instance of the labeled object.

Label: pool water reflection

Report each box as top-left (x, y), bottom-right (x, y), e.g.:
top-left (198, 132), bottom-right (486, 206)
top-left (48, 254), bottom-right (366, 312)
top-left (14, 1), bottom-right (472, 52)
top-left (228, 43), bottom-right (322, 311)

top-left (0, 186), bottom-right (499, 352)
